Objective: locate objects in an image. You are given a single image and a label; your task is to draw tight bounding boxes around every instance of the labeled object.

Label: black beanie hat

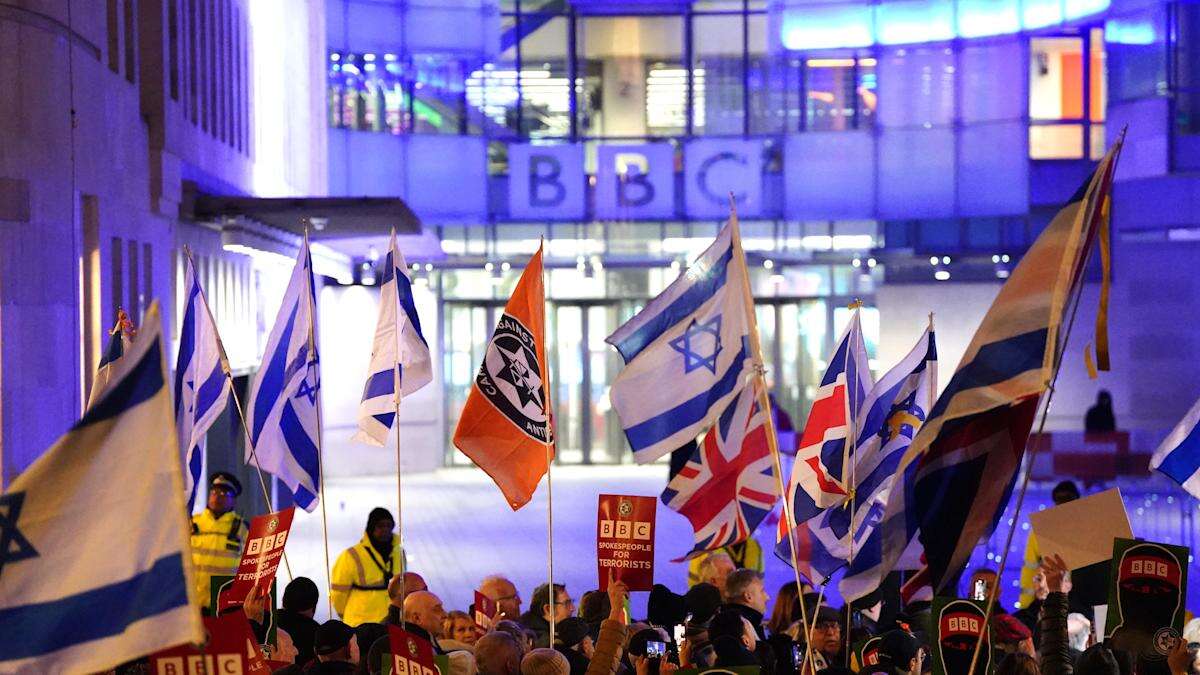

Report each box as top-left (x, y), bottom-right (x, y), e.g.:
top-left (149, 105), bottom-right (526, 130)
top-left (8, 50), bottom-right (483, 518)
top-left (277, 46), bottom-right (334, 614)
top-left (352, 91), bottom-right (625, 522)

top-left (648, 584), bottom-right (689, 627)
top-left (314, 620), bottom-right (355, 656)
top-left (555, 617), bottom-right (591, 649)
top-left (282, 576), bottom-right (319, 612)
top-left (685, 583), bottom-right (723, 626)
top-left (366, 507), bottom-right (395, 531)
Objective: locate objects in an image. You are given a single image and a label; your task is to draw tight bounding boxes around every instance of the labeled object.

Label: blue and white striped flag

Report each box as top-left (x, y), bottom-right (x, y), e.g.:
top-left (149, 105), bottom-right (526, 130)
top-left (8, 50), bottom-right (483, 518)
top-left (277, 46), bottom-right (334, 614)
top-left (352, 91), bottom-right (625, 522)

top-left (839, 325), bottom-right (937, 601)
top-left (0, 302), bottom-right (203, 673)
top-left (174, 254), bottom-right (231, 511)
top-left (352, 231), bottom-right (432, 446)
top-left (606, 220), bottom-right (754, 464)
top-left (246, 238), bottom-right (323, 512)
top-left (1151, 395), bottom-right (1200, 499)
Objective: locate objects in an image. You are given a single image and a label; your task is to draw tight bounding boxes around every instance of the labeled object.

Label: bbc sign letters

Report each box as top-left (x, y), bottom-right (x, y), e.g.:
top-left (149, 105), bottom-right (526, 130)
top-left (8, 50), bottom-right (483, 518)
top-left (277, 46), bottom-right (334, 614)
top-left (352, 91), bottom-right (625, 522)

top-left (509, 140), bottom-right (763, 220)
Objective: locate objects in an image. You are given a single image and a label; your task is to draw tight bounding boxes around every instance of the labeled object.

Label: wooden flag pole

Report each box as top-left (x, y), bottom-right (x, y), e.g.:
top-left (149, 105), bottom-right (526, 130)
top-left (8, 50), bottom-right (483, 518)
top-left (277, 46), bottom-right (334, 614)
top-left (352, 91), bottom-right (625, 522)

top-left (843, 299), bottom-right (863, 667)
top-left (301, 230), bottom-right (335, 618)
top-left (964, 139), bottom-right (1123, 675)
top-left (728, 198), bottom-right (818, 674)
top-left (537, 239), bottom-right (557, 649)
top-left (392, 231), bottom-right (408, 626)
top-left (183, 246), bottom-right (292, 580)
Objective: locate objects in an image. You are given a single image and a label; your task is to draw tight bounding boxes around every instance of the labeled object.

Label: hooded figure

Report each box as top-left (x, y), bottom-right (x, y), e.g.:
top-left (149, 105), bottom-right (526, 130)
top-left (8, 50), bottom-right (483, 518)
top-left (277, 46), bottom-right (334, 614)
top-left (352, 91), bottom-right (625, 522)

top-left (1108, 542), bottom-right (1184, 659)
top-left (935, 600), bottom-right (991, 675)
top-left (330, 507), bottom-right (403, 626)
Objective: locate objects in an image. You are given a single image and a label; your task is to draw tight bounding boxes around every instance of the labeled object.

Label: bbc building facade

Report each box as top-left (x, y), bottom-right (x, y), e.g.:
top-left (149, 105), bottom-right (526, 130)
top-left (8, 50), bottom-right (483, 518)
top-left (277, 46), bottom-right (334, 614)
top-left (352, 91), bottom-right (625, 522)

top-left (2, 0), bottom-right (1200, 487)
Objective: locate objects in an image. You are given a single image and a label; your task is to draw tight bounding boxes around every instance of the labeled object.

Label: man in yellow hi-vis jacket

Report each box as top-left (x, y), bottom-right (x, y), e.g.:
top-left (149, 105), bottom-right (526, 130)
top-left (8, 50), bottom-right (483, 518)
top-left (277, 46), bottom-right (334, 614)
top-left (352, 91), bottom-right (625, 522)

top-left (191, 472), bottom-right (249, 609)
top-left (331, 507), bottom-right (403, 626)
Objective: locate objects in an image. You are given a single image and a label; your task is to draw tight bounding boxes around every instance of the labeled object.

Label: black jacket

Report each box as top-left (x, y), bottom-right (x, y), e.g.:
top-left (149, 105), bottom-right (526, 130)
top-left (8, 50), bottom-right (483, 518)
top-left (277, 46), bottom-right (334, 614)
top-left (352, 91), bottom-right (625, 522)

top-left (520, 610), bottom-right (553, 648)
top-left (720, 603), bottom-right (767, 642)
top-left (278, 609), bottom-right (320, 666)
top-left (304, 660), bottom-right (357, 674)
top-left (1038, 592), bottom-right (1073, 675)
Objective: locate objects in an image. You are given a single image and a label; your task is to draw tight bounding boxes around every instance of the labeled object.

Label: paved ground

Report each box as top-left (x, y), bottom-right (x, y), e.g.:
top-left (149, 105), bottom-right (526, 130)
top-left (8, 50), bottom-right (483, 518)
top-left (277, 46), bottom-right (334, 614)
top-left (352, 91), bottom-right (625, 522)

top-left (284, 465), bottom-right (1200, 622)
top-left (284, 464), bottom-right (797, 621)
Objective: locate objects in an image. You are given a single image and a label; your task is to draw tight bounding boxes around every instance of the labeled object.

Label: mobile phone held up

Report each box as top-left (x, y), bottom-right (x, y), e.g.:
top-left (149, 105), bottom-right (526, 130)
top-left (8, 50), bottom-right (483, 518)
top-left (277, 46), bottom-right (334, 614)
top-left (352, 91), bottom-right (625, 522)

top-left (646, 641), bottom-right (667, 660)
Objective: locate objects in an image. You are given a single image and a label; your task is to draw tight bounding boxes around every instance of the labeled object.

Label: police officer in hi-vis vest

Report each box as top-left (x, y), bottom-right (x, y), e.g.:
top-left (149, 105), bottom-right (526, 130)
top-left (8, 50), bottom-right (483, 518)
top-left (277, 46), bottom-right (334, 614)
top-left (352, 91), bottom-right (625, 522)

top-left (191, 472), bottom-right (249, 610)
top-left (330, 507), bottom-right (403, 626)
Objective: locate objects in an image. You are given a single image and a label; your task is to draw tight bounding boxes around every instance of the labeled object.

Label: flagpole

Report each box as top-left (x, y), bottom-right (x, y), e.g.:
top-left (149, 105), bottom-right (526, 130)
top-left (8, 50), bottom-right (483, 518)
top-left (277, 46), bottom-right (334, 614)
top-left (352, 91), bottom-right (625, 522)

top-left (965, 139), bottom-right (1123, 675)
top-left (842, 300), bottom-right (866, 666)
top-left (537, 239), bottom-right (557, 649)
top-left (183, 247), bottom-right (292, 580)
top-left (301, 230), bottom-right (335, 619)
top-left (391, 230), bottom-right (408, 626)
top-left (727, 197), bottom-right (817, 674)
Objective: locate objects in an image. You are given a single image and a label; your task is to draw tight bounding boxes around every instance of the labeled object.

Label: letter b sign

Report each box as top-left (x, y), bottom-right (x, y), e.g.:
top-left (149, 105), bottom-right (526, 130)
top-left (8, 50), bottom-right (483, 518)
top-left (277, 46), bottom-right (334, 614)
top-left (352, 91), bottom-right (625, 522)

top-left (509, 144), bottom-right (584, 219)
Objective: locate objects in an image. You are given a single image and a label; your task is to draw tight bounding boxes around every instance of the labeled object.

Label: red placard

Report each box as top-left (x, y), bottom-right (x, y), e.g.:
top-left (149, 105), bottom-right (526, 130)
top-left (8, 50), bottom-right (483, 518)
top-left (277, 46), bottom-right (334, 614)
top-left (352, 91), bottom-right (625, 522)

top-left (389, 625), bottom-right (437, 675)
top-left (218, 507), bottom-right (295, 612)
top-left (474, 590), bottom-right (498, 632)
top-left (150, 613), bottom-right (270, 675)
top-left (597, 494), bottom-right (656, 591)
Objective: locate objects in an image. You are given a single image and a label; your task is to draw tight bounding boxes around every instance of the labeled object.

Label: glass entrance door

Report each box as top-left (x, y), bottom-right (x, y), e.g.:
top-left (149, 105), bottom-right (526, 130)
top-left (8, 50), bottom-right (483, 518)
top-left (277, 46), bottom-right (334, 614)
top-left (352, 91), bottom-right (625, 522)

top-left (443, 300), bottom-right (504, 466)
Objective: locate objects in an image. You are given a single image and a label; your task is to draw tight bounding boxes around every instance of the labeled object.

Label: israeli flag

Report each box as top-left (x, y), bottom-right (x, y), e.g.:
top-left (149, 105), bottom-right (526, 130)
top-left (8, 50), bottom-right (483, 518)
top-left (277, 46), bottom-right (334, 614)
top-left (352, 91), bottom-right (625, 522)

top-left (0, 302), bottom-right (203, 672)
top-left (352, 231), bottom-right (432, 446)
top-left (1151, 394), bottom-right (1200, 499)
top-left (840, 326), bottom-right (937, 601)
top-left (606, 220), bottom-right (753, 464)
top-left (246, 239), bottom-right (323, 512)
top-left (174, 254), bottom-right (231, 511)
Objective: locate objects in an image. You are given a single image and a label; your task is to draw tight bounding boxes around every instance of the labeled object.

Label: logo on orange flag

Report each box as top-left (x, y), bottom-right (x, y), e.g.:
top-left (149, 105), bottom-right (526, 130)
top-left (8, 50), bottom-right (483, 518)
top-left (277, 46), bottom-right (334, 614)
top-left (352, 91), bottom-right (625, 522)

top-left (453, 246), bottom-right (555, 510)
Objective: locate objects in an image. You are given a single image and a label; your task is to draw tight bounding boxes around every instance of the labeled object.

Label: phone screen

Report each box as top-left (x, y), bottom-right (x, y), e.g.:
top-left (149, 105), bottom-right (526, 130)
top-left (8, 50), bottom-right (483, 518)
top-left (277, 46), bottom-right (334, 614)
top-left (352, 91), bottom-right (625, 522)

top-left (646, 641), bottom-right (667, 659)
top-left (792, 644), bottom-right (803, 668)
top-left (973, 579), bottom-right (987, 601)
top-left (673, 625), bottom-right (685, 644)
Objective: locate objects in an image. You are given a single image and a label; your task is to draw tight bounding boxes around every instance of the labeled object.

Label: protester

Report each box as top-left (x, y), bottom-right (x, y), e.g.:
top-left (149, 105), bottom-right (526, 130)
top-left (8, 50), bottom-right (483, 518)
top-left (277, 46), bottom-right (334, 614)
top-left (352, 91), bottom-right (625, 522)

top-left (873, 628), bottom-right (923, 675)
top-left (311, 620), bottom-right (360, 674)
top-left (809, 605), bottom-right (844, 669)
top-left (482, 575), bottom-right (525, 620)
top-left (1020, 480), bottom-right (1081, 607)
top-left (554, 617), bottom-right (594, 675)
top-left (767, 581), bottom-right (802, 636)
top-left (496, 619), bottom-right (536, 653)
top-left (353, 623), bottom-right (387, 675)
top-left (684, 583), bottom-right (723, 626)
top-left (1037, 554), bottom-right (1075, 675)
top-left (996, 653), bottom-right (1040, 675)
top-left (331, 508), bottom-right (402, 626)
top-left (721, 569), bottom-right (770, 641)
top-left (280, 577), bottom-right (322, 667)
top-left (190, 471), bottom-right (248, 609)
top-left (405, 590), bottom-right (450, 652)
top-left (446, 609), bottom-right (482, 648)
top-left (476, 631), bottom-right (525, 675)
top-left (578, 589), bottom-right (611, 638)
top-left (522, 648), bottom-right (569, 675)
top-left (522, 583), bottom-right (574, 648)
top-left (994, 614), bottom-right (1036, 658)
top-left (275, 628), bottom-right (300, 667)
top-left (695, 552), bottom-right (736, 594)
top-left (707, 609), bottom-right (760, 669)
top-left (1066, 613), bottom-right (1092, 663)
top-left (647, 584), bottom-right (689, 629)
top-left (388, 571), bottom-right (428, 607)
top-left (966, 568), bottom-right (1000, 605)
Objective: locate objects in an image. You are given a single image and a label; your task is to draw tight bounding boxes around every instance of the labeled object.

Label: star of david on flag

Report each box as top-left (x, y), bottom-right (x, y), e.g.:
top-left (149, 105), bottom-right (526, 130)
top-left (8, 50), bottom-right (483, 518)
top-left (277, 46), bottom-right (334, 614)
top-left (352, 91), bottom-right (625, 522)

top-left (174, 252), bottom-right (232, 511)
top-left (607, 220), bottom-right (754, 464)
top-left (247, 236), bottom-right (323, 512)
top-left (671, 316), bottom-right (723, 374)
top-left (0, 492), bottom-right (38, 576)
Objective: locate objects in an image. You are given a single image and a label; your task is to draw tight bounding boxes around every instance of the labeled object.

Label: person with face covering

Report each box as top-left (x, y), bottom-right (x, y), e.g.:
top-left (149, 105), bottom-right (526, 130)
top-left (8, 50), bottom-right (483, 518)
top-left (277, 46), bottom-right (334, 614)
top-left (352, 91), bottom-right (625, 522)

top-left (330, 507), bottom-right (402, 626)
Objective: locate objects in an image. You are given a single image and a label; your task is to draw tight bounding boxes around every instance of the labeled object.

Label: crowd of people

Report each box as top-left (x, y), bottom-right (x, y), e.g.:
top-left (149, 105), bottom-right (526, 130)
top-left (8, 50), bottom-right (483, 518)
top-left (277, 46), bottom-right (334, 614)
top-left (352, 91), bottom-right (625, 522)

top-left (147, 473), bottom-right (1197, 675)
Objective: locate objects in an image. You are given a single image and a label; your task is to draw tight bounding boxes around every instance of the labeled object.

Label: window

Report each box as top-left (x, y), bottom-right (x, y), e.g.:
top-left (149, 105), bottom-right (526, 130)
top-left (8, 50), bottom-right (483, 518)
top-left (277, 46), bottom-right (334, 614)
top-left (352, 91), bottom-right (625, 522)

top-left (1028, 29), bottom-right (1106, 159)
top-left (1173, 3), bottom-right (1200, 134)
top-left (803, 57), bottom-right (876, 131)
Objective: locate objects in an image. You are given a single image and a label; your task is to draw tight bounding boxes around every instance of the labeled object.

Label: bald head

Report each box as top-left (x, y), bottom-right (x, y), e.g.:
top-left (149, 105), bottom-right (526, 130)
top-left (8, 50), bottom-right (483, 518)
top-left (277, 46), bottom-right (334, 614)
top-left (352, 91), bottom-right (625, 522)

top-left (389, 571), bottom-right (428, 605)
top-left (480, 575), bottom-right (522, 619)
top-left (404, 590), bottom-right (447, 638)
top-left (475, 631), bottom-right (523, 675)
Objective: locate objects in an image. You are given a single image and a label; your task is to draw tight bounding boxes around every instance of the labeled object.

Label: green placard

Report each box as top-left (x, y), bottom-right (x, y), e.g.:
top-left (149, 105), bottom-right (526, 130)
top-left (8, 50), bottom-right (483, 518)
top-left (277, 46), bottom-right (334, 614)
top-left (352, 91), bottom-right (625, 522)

top-left (383, 651), bottom-right (451, 675)
top-left (930, 597), bottom-right (991, 675)
top-left (1105, 537), bottom-right (1189, 661)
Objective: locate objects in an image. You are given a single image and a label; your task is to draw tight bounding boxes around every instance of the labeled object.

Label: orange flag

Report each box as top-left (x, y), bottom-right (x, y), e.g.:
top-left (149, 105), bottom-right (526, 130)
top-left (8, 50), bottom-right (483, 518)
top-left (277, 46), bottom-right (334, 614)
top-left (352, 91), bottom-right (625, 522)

top-left (453, 245), bottom-right (555, 509)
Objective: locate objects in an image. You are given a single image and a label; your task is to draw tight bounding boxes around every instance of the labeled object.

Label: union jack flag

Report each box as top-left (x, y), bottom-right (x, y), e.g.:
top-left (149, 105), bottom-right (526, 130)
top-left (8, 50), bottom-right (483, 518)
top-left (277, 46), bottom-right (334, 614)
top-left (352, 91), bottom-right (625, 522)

top-left (777, 310), bottom-right (873, 556)
top-left (661, 381), bottom-right (780, 562)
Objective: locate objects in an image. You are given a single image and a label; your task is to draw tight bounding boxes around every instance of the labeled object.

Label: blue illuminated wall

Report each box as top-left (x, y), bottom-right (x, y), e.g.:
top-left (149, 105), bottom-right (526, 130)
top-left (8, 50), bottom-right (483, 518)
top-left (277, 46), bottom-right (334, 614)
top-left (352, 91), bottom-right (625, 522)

top-left (770, 0), bottom-right (1110, 50)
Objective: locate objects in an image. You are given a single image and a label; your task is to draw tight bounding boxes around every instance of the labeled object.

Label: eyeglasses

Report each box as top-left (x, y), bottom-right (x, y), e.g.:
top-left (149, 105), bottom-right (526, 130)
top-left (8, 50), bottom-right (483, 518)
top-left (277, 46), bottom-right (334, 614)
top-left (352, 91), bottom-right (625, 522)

top-left (555, 597), bottom-right (575, 607)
